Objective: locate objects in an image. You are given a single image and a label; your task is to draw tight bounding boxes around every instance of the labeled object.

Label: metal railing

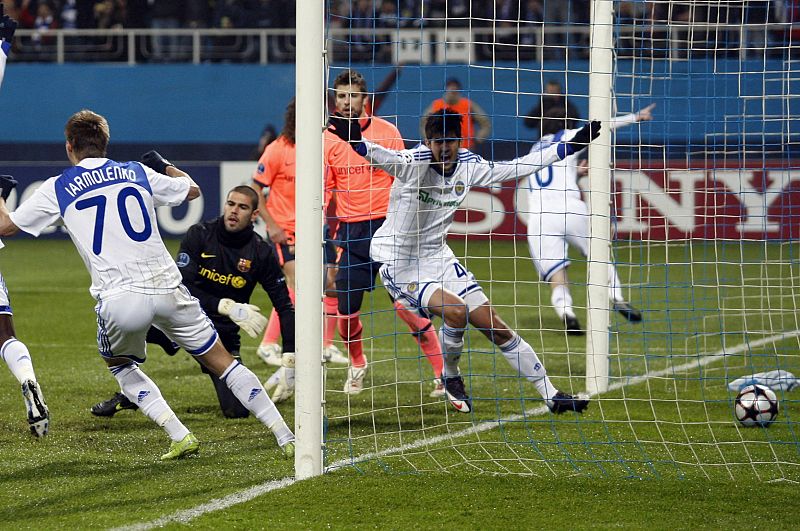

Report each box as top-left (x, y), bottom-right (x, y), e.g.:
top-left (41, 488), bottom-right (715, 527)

top-left (9, 24), bottom-right (794, 65)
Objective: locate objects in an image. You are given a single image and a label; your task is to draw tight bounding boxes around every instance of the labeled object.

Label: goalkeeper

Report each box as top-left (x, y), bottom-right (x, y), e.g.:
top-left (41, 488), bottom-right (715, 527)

top-left (92, 185), bottom-right (296, 418)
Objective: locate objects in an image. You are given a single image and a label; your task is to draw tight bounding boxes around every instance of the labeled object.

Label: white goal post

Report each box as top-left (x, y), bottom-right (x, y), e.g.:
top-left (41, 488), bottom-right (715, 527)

top-left (293, 0), bottom-right (325, 480)
top-left (586, 0), bottom-right (615, 395)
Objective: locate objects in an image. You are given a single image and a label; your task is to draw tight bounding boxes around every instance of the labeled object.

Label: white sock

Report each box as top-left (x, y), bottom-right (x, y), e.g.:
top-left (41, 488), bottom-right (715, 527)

top-left (110, 362), bottom-right (190, 442)
top-left (221, 360), bottom-right (294, 446)
top-left (609, 264), bottom-right (624, 303)
top-left (1, 338), bottom-right (37, 384)
top-left (498, 333), bottom-right (559, 401)
top-left (438, 323), bottom-right (465, 377)
top-left (551, 285), bottom-right (574, 319)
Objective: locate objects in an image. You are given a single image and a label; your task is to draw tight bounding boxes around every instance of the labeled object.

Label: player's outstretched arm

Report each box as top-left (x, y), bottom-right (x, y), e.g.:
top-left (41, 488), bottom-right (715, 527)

top-left (0, 175), bottom-right (19, 236)
top-left (327, 114), bottom-right (421, 181)
top-left (475, 120), bottom-right (601, 186)
top-left (610, 103), bottom-right (655, 130)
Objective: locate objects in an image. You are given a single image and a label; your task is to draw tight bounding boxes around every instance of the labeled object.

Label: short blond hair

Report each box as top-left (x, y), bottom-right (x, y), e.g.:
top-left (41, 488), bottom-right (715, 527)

top-left (65, 110), bottom-right (110, 158)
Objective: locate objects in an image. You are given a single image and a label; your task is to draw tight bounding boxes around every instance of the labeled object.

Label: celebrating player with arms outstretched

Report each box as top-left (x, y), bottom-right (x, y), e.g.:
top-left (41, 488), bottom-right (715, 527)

top-left (326, 69), bottom-right (444, 396)
top-left (0, 110), bottom-right (294, 460)
top-left (0, 6), bottom-right (49, 438)
top-left (328, 108), bottom-right (599, 414)
top-left (522, 104), bottom-right (654, 334)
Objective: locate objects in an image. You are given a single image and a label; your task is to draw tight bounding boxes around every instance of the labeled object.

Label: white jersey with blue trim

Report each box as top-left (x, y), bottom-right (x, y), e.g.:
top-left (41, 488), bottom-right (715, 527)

top-left (365, 140), bottom-right (564, 263)
top-left (520, 127), bottom-right (583, 214)
top-left (9, 158), bottom-right (191, 298)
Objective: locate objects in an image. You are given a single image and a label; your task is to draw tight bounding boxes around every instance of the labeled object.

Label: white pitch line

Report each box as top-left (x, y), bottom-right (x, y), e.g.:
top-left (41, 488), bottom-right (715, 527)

top-left (112, 477), bottom-right (295, 531)
top-left (116, 330), bottom-right (800, 529)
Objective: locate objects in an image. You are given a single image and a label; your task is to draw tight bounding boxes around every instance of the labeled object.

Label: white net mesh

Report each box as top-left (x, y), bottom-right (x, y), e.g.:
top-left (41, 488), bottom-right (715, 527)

top-left (317, 0), bottom-right (800, 480)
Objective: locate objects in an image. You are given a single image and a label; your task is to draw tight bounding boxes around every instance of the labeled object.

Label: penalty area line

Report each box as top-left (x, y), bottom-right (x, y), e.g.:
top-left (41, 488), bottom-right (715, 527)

top-left (116, 330), bottom-right (799, 529)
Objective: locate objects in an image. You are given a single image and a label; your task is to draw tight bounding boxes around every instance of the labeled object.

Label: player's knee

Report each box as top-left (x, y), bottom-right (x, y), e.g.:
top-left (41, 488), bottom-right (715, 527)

top-left (443, 304), bottom-right (469, 329)
top-left (336, 285), bottom-right (365, 315)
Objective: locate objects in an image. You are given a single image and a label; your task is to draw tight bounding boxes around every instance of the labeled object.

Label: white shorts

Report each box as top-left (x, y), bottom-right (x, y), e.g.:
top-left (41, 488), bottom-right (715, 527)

top-left (526, 197), bottom-right (590, 281)
top-left (0, 272), bottom-right (10, 314)
top-left (95, 284), bottom-right (217, 363)
top-left (379, 256), bottom-right (488, 318)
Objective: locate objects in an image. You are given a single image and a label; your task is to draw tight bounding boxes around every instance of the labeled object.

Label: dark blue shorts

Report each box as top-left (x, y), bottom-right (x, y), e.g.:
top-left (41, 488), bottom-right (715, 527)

top-left (333, 218), bottom-right (385, 291)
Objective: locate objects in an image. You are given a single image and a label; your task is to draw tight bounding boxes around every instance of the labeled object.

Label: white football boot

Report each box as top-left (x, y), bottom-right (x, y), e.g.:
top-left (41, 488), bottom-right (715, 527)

top-left (22, 380), bottom-right (49, 437)
top-left (322, 344), bottom-right (349, 365)
top-left (343, 361), bottom-right (369, 395)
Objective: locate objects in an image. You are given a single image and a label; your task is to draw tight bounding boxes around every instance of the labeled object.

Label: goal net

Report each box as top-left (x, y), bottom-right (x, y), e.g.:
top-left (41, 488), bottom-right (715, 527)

top-left (309, 0), bottom-right (800, 480)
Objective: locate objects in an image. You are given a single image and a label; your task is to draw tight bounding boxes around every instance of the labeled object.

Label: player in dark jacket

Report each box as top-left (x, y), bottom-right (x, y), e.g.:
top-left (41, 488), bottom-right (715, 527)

top-left (91, 185), bottom-right (295, 418)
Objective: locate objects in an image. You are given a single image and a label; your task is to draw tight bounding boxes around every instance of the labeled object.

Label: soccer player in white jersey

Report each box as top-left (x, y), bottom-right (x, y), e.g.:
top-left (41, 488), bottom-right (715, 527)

top-left (0, 7), bottom-right (49, 438)
top-left (328, 108), bottom-right (599, 414)
top-left (522, 104), bottom-right (655, 334)
top-left (0, 110), bottom-right (295, 460)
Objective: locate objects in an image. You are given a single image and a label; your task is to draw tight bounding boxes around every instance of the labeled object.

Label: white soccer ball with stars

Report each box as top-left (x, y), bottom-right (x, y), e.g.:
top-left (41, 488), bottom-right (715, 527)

top-left (734, 384), bottom-right (779, 427)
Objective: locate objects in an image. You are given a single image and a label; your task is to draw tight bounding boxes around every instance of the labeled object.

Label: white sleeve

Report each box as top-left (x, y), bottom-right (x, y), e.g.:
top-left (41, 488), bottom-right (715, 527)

top-left (8, 179), bottom-right (61, 237)
top-left (362, 141), bottom-right (427, 183)
top-left (139, 163), bottom-right (191, 207)
top-left (610, 113), bottom-right (638, 130)
top-left (470, 142), bottom-right (565, 187)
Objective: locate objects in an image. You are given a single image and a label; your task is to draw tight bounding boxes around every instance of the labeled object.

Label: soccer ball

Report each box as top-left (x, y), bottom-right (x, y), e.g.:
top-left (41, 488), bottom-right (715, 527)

top-left (734, 384), bottom-right (779, 427)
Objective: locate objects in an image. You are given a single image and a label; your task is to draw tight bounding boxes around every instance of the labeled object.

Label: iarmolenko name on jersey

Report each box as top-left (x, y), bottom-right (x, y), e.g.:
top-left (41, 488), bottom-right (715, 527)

top-left (198, 266), bottom-right (246, 288)
top-left (65, 166), bottom-right (138, 198)
top-left (417, 190), bottom-right (460, 208)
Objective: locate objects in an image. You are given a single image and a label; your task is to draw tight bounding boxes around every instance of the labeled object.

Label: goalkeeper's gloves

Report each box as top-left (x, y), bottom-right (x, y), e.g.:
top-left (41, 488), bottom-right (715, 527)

top-left (264, 352), bottom-right (295, 403)
top-left (140, 150), bottom-right (175, 175)
top-left (560, 120), bottom-right (602, 158)
top-left (1, 5), bottom-right (17, 43)
top-left (217, 298), bottom-right (267, 338)
top-left (0, 175), bottom-right (18, 201)
top-left (327, 114), bottom-right (367, 155)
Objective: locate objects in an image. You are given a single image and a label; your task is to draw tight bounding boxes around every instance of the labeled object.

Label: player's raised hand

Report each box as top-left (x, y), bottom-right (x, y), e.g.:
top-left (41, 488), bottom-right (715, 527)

top-left (0, 175), bottom-right (18, 201)
top-left (327, 113), bottom-right (362, 146)
top-left (218, 298), bottom-right (268, 338)
top-left (636, 103), bottom-right (656, 122)
top-left (0, 5), bottom-right (18, 43)
top-left (564, 120), bottom-right (601, 157)
top-left (140, 150), bottom-right (174, 174)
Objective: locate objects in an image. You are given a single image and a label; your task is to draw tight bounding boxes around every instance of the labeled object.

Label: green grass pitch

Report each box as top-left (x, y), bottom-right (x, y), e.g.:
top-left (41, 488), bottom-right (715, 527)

top-left (0, 238), bottom-right (798, 528)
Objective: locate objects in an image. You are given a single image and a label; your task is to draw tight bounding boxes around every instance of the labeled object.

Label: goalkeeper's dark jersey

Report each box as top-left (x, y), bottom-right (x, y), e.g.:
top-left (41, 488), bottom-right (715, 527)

top-left (176, 217), bottom-right (294, 353)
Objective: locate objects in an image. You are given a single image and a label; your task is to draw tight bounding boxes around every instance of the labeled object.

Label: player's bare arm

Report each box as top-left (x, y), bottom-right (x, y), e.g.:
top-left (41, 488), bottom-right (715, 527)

top-left (251, 182), bottom-right (288, 245)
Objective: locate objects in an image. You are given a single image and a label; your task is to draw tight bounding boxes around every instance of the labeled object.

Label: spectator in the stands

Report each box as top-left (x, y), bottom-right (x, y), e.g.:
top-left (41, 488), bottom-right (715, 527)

top-left (149, 0), bottom-right (184, 62)
top-left (94, 1), bottom-right (125, 29)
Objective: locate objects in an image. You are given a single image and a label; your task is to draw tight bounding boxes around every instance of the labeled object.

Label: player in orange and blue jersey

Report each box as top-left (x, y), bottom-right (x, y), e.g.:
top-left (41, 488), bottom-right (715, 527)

top-left (326, 69), bottom-right (444, 396)
top-left (252, 98), bottom-right (349, 370)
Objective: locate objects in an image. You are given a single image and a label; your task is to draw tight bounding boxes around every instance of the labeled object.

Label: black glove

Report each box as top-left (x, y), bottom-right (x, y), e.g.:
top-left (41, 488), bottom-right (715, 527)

top-left (565, 120), bottom-right (601, 155)
top-left (0, 5), bottom-right (17, 43)
top-left (0, 175), bottom-right (18, 201)
top-left (327, 114), bottom-right (362, 146)
top-left (141, 150), bottom-right (174, 174)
